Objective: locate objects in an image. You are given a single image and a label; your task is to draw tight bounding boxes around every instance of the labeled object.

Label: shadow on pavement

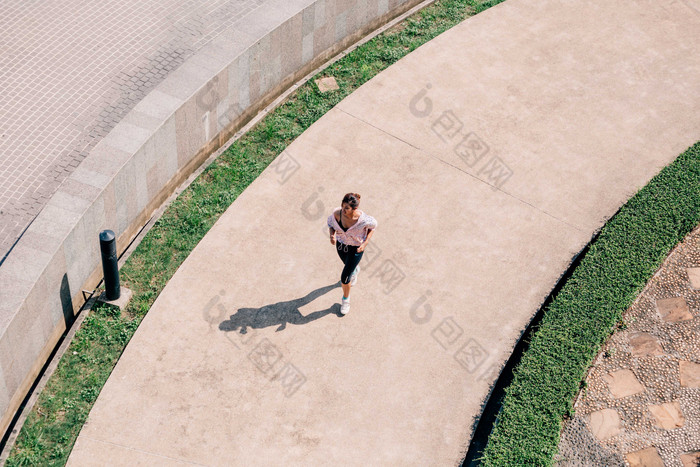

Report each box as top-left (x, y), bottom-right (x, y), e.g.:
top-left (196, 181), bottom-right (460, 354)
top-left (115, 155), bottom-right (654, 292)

top-left (219, 282), bottom-right (342, 334)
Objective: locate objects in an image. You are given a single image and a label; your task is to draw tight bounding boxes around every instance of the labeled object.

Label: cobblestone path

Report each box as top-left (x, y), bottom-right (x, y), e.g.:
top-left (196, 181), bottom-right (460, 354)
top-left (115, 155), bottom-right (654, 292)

top-left (557, 224), bottom-right (700, 467)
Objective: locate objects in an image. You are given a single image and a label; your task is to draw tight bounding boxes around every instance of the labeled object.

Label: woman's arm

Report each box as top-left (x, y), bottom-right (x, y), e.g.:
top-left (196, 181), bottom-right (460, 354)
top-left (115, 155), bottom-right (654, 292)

top-left (328, 209), bottom-right (339, 245)
top-left (357, 228), bottom-right (374, 252)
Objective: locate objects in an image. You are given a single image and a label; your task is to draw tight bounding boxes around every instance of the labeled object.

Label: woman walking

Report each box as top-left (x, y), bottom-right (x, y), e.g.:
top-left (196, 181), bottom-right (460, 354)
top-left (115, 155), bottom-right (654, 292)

top-left (327, 193), bottom-right (377, 315)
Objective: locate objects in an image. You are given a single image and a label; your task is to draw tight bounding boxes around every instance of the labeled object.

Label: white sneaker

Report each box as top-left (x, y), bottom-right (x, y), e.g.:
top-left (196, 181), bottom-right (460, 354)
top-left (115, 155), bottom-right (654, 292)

top-left (350, 266), bottom-right (360, 286)
top-left (340, 297), bottom-right (350, 315)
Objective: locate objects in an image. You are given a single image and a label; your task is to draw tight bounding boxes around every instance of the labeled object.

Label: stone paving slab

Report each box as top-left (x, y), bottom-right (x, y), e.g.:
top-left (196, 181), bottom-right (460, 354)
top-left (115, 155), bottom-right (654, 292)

top-left (70, 0), bottom-right (700, 464)
top-left (590, 408), bottom-right (623, 441)
top-left (681, 451), bottom-right (700, 467)
top-left (657, 297), bottom-right (694, 323)
top-left (626, 446), bottom-right (665, 467)
top-left (628, 332), bottom-right (664, 358)
top-left (680, 361), bottom-right (700, 388)
top-left (604, 369), bottom-right (645, 399)
top-left (648, 401), bottom-right (685, 431)
top-left (689, 268), bottom-right (700, 290)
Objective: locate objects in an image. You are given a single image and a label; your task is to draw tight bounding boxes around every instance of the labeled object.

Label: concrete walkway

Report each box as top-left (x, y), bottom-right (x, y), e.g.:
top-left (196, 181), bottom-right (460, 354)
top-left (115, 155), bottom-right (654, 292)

top-left (68, 0), bottom-right (700, 464)
top-left (558, 224), bottom-right (700, 467)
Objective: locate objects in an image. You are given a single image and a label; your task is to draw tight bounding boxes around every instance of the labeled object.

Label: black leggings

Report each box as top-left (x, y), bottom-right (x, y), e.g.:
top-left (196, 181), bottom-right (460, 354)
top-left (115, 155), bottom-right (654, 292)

top-left (336, 242), bottom-right (364, 284)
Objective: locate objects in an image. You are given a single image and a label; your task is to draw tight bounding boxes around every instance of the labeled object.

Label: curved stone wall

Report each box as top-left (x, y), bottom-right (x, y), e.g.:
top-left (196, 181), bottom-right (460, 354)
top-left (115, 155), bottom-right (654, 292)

top-left (0, 0), bottom-right (426, 434)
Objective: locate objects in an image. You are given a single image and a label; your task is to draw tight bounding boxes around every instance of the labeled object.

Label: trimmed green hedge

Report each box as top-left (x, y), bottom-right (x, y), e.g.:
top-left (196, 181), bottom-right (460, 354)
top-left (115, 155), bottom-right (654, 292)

top-left (481, 141), bottom-right (700, 465)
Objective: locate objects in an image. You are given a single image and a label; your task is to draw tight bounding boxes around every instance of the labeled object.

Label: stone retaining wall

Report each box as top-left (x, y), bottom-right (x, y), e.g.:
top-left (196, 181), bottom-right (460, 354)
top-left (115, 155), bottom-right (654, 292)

top-left (0, 0), bottom-right (424, 435)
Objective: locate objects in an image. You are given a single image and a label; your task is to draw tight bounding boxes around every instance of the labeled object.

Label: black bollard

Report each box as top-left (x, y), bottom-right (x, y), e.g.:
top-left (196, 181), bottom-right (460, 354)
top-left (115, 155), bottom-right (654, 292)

top-left (99, 230), bottom-right (120, 301)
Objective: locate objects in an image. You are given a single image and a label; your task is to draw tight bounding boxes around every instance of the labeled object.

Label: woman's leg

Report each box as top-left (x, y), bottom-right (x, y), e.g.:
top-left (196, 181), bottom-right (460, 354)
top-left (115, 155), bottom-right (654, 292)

top-left (340, 250), bottom-right (363, 298)
top-left (341, 282), bottom-right (351, 299)
top-left (336, 243), bottom-right (363, 298)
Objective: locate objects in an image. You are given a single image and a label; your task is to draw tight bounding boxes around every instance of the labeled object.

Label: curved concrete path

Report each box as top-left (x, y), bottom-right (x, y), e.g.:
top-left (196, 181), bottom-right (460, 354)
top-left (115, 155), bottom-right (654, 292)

top-left (68, 0), bottom-right (700, 464)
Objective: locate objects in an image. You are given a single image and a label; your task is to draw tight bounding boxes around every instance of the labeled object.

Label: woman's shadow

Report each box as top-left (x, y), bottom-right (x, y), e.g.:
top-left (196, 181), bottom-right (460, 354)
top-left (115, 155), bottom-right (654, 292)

top-left (219, 282), bottom-right (342, 334)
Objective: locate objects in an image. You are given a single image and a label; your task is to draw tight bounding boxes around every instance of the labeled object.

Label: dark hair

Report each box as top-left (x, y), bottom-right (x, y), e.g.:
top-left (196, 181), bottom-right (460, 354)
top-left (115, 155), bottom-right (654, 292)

top-left (342, 192), bottom-right (361, 209)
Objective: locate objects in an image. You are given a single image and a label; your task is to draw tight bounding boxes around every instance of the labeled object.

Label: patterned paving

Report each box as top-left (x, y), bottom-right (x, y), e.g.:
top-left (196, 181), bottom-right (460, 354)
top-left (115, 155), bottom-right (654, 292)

top-left (557, 224), bottom-right (700, 467)
top-left (0, 0), bottom-right (272, 262)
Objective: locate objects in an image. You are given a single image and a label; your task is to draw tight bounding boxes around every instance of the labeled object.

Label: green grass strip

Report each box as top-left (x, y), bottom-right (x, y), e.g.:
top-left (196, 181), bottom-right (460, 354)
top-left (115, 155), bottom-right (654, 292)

top-left (6, 1), bottom-right (508, 465)
top-left (480, 141), bottom-right (700, 466)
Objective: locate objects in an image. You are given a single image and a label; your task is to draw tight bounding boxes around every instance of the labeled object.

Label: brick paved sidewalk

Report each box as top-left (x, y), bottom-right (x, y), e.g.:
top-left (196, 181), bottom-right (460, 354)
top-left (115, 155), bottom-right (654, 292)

top-left (0, 0), bottom-right (272, 262)
top-left (557, 224), bottom-right (700, 467)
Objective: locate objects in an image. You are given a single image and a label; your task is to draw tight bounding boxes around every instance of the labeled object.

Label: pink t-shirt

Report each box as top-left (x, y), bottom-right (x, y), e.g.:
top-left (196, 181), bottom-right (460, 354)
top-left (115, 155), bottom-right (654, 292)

top-left (327, 208), bottom-right (377, 246)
